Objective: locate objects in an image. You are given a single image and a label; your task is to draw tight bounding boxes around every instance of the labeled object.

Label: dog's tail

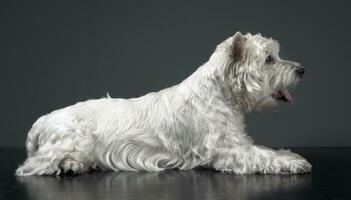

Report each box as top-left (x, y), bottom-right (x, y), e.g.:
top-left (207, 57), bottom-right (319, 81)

top-left (25, 116), bottom-right (46, 157)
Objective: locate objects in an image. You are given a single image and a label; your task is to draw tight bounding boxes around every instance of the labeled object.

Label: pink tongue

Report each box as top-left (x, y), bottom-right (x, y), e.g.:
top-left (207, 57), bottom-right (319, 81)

top-left (281, 88), bottom-right (293, 104)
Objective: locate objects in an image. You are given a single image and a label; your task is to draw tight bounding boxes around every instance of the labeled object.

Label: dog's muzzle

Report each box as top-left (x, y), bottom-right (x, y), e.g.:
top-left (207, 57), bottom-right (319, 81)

top-left (295, 66), bottom-right (305, 78)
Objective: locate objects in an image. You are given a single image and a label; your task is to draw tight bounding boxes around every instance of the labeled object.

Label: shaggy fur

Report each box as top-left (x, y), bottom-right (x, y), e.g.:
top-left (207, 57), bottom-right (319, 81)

top-left (16, 32), bottom-right (311, 176)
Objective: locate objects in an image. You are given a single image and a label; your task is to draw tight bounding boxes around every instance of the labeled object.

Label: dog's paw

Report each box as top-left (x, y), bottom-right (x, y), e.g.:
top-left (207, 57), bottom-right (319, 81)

top-left (59, 158), bottom-right (85, 175)
top-left (281, 157), bottom-right (312, 174)
top-left (274, 150), bottom-right (312, 174)
top-left (286, 158), bottom-right (312, 174)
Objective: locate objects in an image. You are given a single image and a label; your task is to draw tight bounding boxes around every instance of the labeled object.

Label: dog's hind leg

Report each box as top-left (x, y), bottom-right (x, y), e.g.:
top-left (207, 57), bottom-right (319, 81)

top-left (16, 152), bottom-right (66, 176)
top-left (16, 140), bottom-right (98, 176)
top-left (16, 112), bottom-right (98, 176)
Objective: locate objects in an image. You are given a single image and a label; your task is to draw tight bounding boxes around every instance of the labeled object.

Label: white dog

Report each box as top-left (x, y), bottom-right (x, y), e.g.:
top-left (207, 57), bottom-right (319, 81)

top-left (16, 32), bottom-right (311, 176)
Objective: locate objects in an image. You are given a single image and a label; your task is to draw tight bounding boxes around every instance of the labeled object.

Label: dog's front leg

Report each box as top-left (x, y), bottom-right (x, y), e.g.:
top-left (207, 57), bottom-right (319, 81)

top-left (210, 145), bottom-right (311, 174)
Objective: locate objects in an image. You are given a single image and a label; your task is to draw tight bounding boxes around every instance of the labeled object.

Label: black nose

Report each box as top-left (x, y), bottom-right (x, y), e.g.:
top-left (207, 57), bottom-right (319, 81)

top-left (295, 66), bottom-right (305, 78)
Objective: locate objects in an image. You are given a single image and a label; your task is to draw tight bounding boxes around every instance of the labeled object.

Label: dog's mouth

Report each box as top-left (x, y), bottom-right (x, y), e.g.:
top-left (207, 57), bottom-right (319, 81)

top-left (272, 88), bottom-right (293, 104)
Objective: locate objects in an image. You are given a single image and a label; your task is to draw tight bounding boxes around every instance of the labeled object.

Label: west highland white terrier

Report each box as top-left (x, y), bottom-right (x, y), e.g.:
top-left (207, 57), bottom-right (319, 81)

top-left (16, 32), bottom-right (311, 176)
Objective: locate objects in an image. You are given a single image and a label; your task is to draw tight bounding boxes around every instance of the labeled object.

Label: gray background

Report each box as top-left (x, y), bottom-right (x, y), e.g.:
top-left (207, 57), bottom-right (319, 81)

top-left (1, 0), bottom-right (350, 147)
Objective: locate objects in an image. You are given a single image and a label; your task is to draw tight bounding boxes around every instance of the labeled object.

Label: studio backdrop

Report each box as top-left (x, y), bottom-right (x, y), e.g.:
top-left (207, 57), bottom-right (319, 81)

top-left (1, 0), bottom-right (350, 147)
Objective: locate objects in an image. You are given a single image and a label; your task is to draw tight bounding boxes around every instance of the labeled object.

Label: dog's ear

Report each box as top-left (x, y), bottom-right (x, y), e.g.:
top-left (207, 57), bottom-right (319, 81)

top-left (232, 32), bottom-right (246, 62)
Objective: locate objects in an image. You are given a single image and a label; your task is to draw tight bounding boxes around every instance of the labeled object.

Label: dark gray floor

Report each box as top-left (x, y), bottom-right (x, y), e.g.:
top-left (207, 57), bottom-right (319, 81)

top-left (1, 148), bottom-right (351, 200)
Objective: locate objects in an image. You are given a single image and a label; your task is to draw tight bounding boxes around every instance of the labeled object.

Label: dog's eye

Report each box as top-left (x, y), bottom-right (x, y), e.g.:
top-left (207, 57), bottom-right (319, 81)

top-left (265, 55), bottom-right (274, 64)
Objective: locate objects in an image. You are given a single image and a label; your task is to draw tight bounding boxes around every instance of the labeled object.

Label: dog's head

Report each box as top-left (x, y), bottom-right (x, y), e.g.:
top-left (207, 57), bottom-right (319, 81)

top-left (214, 32), bottom-right (304, 111)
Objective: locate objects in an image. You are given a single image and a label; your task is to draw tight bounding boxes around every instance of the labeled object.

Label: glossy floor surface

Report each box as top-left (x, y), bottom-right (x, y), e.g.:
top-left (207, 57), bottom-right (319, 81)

top-left (1, 148), bottom-right (350, 200)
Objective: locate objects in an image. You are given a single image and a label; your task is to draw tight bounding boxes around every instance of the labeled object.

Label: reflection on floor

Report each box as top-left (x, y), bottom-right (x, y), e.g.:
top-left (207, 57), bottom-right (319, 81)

top-left (1, 148), bottom-right (351, 200)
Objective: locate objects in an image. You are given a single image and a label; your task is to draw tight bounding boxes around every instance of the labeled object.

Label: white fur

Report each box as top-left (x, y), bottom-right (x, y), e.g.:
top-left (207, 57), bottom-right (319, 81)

top-left (16, 32), bottom-right (311, 176)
